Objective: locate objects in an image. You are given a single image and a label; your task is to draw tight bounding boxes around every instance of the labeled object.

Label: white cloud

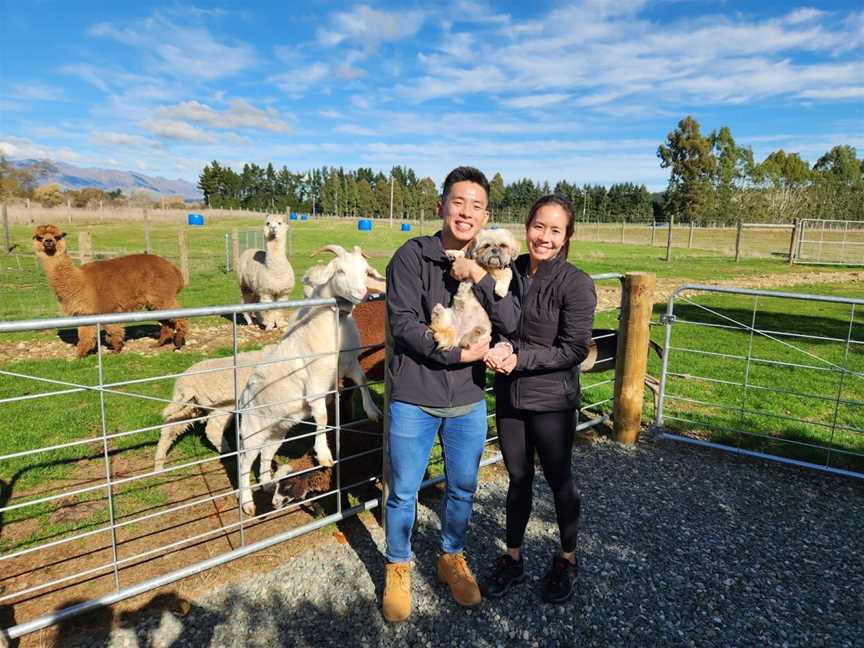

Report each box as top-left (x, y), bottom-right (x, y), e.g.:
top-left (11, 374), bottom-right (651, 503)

top-left (88, 13), bottom-right (258, 81)
top-left (317, 5), bottom-right (427, 52)
top-left (10, 83), bottom-right (66, 101)
top-left (154, 99), bottom-right (291, 133)
top-left (335, 124), bottom-right (380, 136)
top-left (798, 86), bottom-right (864, 100)
top-left (141, 119), bottom-right (216, 143)
top-left (502, 94), bottom-right (570, 109)
top-left (0, 137), bottom-right (85, 163)
top-left (93, 132), bottom-right (163, 149)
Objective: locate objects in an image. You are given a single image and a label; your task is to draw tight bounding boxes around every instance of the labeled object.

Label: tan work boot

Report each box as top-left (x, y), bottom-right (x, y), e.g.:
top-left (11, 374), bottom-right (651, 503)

top-left (437, 552), bottom-right (482, 607)
top-left (382, 562), bottom-right (412, 623)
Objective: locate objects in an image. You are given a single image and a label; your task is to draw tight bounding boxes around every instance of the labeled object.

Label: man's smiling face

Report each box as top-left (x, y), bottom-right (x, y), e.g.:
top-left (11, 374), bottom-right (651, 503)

top-left (439, 180), bottom-right (489, 250)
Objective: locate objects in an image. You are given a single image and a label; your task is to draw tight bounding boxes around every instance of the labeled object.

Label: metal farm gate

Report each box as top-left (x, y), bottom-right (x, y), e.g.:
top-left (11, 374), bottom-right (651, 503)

top-left (793, 219), bottom-right (864, 266)
top-left (654, 284), bottom-right (864, 478)
top-left (0, 274), bottom-right (626, 641)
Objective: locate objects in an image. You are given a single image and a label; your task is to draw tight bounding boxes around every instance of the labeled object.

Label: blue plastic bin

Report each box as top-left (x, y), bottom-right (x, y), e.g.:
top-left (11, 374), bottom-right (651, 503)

top-left (300, 213), bottom-right (308, 221)
top-left (357, 219), bottom-right (372, 231)
top-left (187, 213), bottom-right (204, 226)
top-left (401, 222), bottom-right (411, 232)
top-left (289, 212), bottom-right (298, 221)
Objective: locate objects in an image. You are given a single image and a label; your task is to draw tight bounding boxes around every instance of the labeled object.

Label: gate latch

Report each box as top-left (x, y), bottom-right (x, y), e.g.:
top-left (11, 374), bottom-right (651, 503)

top-left (659, 314), bottom-right (676, 325)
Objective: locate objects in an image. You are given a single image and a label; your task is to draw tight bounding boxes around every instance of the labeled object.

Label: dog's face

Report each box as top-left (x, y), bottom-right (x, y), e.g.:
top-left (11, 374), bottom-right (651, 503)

top-left (32, 224), bottom-right (67, 257)
top-left (469, 228), bottom-right (520, 270)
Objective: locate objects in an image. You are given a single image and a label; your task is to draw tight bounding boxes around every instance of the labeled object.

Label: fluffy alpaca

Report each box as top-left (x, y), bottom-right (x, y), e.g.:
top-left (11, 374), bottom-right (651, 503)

top-left (153, 345), bottom-right (276, 471)
top-left (237, 214), bottom-right (295, 330)
top-left (32, 224), bottom-right (188, 358)
top-left (270, 420), bottom-right (382, 512)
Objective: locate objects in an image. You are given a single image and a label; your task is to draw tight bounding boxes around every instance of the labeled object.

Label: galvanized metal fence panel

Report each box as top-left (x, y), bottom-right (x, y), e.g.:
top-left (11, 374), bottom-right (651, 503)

top-left (795, 219), bottom-right (864, 266)
top-left (655, 284), bottom-right (864, 479)
top-left (0, 273), bottom-right (625, 640)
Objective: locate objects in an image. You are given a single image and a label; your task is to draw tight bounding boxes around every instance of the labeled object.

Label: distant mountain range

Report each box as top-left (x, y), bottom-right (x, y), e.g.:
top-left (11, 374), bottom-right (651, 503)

top-left (12, 159), bottom-right (203, 200)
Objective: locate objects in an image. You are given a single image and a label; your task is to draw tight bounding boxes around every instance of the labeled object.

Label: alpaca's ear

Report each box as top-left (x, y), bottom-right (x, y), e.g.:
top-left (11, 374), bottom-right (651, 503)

top-left (59, 232), bottom-right (67, 239)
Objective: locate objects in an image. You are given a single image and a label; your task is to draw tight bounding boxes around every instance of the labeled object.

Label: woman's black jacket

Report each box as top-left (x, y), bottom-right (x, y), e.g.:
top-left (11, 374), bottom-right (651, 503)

top-left (496, 253), bottom-right (596, 412)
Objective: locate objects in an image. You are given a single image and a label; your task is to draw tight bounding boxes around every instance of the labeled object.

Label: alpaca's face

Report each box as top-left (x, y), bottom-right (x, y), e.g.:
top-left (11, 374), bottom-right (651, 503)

top-left (264, 215), bottom-right (287, 241)
top-left (32, 224), bottom-right (67, 257)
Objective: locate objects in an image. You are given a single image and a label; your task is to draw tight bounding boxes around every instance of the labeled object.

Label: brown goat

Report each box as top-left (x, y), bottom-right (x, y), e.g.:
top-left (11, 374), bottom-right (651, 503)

top-left (32, 224), bottom-right (188, 358)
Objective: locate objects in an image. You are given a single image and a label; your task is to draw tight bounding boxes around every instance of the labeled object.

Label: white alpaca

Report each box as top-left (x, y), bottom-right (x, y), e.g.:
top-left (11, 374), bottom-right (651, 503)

top-left (237, 245), bottom-right (382, 515)
top-left (237, 214), bottom-right (295, 330)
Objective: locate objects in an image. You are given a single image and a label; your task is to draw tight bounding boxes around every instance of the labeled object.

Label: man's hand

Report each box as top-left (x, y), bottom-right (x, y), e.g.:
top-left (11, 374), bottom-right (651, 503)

top-left (451, 257), bottom-right (486, 283)
top-left (459, 334), bottom-right (491, 363)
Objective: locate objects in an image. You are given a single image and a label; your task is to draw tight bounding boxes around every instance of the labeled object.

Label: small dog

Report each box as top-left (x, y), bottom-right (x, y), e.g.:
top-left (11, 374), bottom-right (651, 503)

top-left (430, 228), bottom-right (520, 350)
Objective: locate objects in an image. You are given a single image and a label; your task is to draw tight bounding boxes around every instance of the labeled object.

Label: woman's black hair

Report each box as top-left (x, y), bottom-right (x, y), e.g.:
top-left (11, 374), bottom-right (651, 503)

top-left (525, 194), bottom-right (576, 259)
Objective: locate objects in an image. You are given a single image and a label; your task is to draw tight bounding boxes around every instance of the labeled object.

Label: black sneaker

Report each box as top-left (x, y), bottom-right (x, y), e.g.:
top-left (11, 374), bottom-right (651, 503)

top-left (481, 553), bottom-right (526, 598)
top-left (542, 556), bottom-right (578, 603)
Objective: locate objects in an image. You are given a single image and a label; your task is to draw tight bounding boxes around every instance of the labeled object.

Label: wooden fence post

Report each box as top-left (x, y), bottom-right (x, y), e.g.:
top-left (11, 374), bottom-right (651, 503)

top-left (66, 199), bottom-right (72, 224)
top-left (78, 231), bottom-right (92, 264)
top-left (27, 198), bottom-right (33, 225)
top-left (665, 214), bottom-right (674, 262)
top-left (734, 221), bottom-right (743, 262)
top-left (2, 203), bottom-right (10, 254)
top-left (178, 229), bottom-right (189, 284)
top-left (651, 220), bottom-right (656, 246)
top-left (613, 272), bottom-right (656, 444)
top-left (688, 221), bottom-right (695, 248)
top-left (788, 218), bottom-right (799, 265)
top-left (231, 228), bottom-right (240, 272)
top-left (620, 218), bottom-right (625, 244)
top-left (99, 200), bottom-right (104, 223)
top-left (143, 208), bottom-right (151, 254)
top-left (420, 208), bottom-right (425, 236)
top-left (594, 219), bottom-right (599, 241)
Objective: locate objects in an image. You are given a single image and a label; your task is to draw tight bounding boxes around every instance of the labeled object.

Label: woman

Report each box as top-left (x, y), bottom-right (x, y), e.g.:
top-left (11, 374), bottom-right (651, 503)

top-left (482, 194), bottom-right (596, 603)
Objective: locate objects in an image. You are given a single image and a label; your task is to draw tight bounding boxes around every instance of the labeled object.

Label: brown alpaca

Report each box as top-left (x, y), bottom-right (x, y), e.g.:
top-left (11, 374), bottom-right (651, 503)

top-left (32, 224), bottom-right (189, 358)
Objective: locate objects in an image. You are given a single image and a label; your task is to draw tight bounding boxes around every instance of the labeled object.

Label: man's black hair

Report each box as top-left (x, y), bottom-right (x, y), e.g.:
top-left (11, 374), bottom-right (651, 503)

top-left (441, 166), bottom-right (490, 203)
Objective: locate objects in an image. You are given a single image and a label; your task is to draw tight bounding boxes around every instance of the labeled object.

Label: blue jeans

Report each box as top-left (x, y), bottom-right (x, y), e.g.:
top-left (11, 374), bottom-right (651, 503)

top-left (385, 400), bottom-right (488, 563)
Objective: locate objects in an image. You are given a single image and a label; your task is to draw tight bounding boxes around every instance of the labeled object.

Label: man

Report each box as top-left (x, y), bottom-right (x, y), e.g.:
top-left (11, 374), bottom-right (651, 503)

top-left (382, 166), bottom-right (517, 622)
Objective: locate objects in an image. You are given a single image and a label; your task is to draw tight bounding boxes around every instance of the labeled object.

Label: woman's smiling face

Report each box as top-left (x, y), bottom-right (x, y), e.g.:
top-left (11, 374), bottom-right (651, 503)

top-left (526, 203), bottom-right (569, 264)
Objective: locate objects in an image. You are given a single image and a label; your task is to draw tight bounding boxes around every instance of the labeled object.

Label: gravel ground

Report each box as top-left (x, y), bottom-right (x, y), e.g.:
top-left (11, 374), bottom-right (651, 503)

top-left (70, 435), bottom-right (863, 648)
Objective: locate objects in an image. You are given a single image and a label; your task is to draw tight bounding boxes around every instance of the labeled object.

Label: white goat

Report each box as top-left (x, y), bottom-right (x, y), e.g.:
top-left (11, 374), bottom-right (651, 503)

top-left (302, 254), bottom-right (385, 298)
top-left (237, 214), bottom-right (295, 330)
top-left (153, 345), bottom-right (277, 472)
top-left (237, 244), bottom-right (382, 515)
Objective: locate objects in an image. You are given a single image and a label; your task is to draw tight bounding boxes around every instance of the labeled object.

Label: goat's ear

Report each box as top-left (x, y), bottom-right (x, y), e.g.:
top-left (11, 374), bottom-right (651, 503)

top-left (366, 265), bottom-right (385, 281)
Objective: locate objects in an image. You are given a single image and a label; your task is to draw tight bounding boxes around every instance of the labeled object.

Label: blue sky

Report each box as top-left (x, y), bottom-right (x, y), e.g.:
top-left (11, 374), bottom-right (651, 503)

top-left (1, 1), bottom-right (862, 190)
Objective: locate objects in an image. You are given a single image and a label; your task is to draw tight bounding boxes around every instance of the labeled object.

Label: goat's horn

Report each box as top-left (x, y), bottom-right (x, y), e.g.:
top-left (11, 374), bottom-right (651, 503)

top-left (310, 244), bottom-right (346, 257)
top-left (353, 245), bottom-right (370, 259)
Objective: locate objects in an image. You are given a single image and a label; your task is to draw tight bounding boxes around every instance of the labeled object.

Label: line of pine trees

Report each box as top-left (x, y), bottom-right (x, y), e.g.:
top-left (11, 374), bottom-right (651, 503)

top-left (197, 162), bottom-right (655, 223)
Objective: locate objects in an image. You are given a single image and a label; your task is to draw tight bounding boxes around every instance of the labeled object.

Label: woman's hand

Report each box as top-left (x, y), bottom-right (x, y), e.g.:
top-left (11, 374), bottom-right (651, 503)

top-left (450, 257), bottom-right (486, 283)
top-left (459, 334), bottom-right (491, 363)
top-left (484, 342), bottom-right (512, 371)
top-left (497, 353), bottom-right (518, 374)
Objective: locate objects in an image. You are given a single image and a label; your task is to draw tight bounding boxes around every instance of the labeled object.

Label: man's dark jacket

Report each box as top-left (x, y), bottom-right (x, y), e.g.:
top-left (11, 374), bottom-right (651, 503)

top-left (386, 232), bottom-right (518, 407)
top-left (496, 253), bottom-right (596, 411)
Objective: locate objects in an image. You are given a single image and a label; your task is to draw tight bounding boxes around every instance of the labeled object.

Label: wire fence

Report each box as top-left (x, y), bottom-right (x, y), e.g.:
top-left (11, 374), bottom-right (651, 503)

top-left (793, 219), bottom-right (864, 266)
top-left (0, 274), bottom-right (624, 641)
top-left (655, 284), bottom-right (864, 477)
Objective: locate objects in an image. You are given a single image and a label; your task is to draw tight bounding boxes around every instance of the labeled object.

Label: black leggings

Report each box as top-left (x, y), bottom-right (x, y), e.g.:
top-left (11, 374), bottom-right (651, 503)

top-left (496, 397), bottom-right (581, 553)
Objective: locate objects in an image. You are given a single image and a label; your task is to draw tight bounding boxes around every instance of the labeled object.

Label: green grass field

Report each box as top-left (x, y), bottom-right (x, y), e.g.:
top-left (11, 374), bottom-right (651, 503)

top-left (1, 217), bottom-right (862, 556)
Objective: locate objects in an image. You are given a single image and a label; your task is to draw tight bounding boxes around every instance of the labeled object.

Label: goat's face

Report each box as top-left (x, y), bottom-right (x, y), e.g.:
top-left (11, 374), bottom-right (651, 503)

top-left (328, 250), bottom-right (372, 304)
top-left (264, 214), bottom-right (287, 241)
top-left (32, 224), bottom-right (67, 257)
